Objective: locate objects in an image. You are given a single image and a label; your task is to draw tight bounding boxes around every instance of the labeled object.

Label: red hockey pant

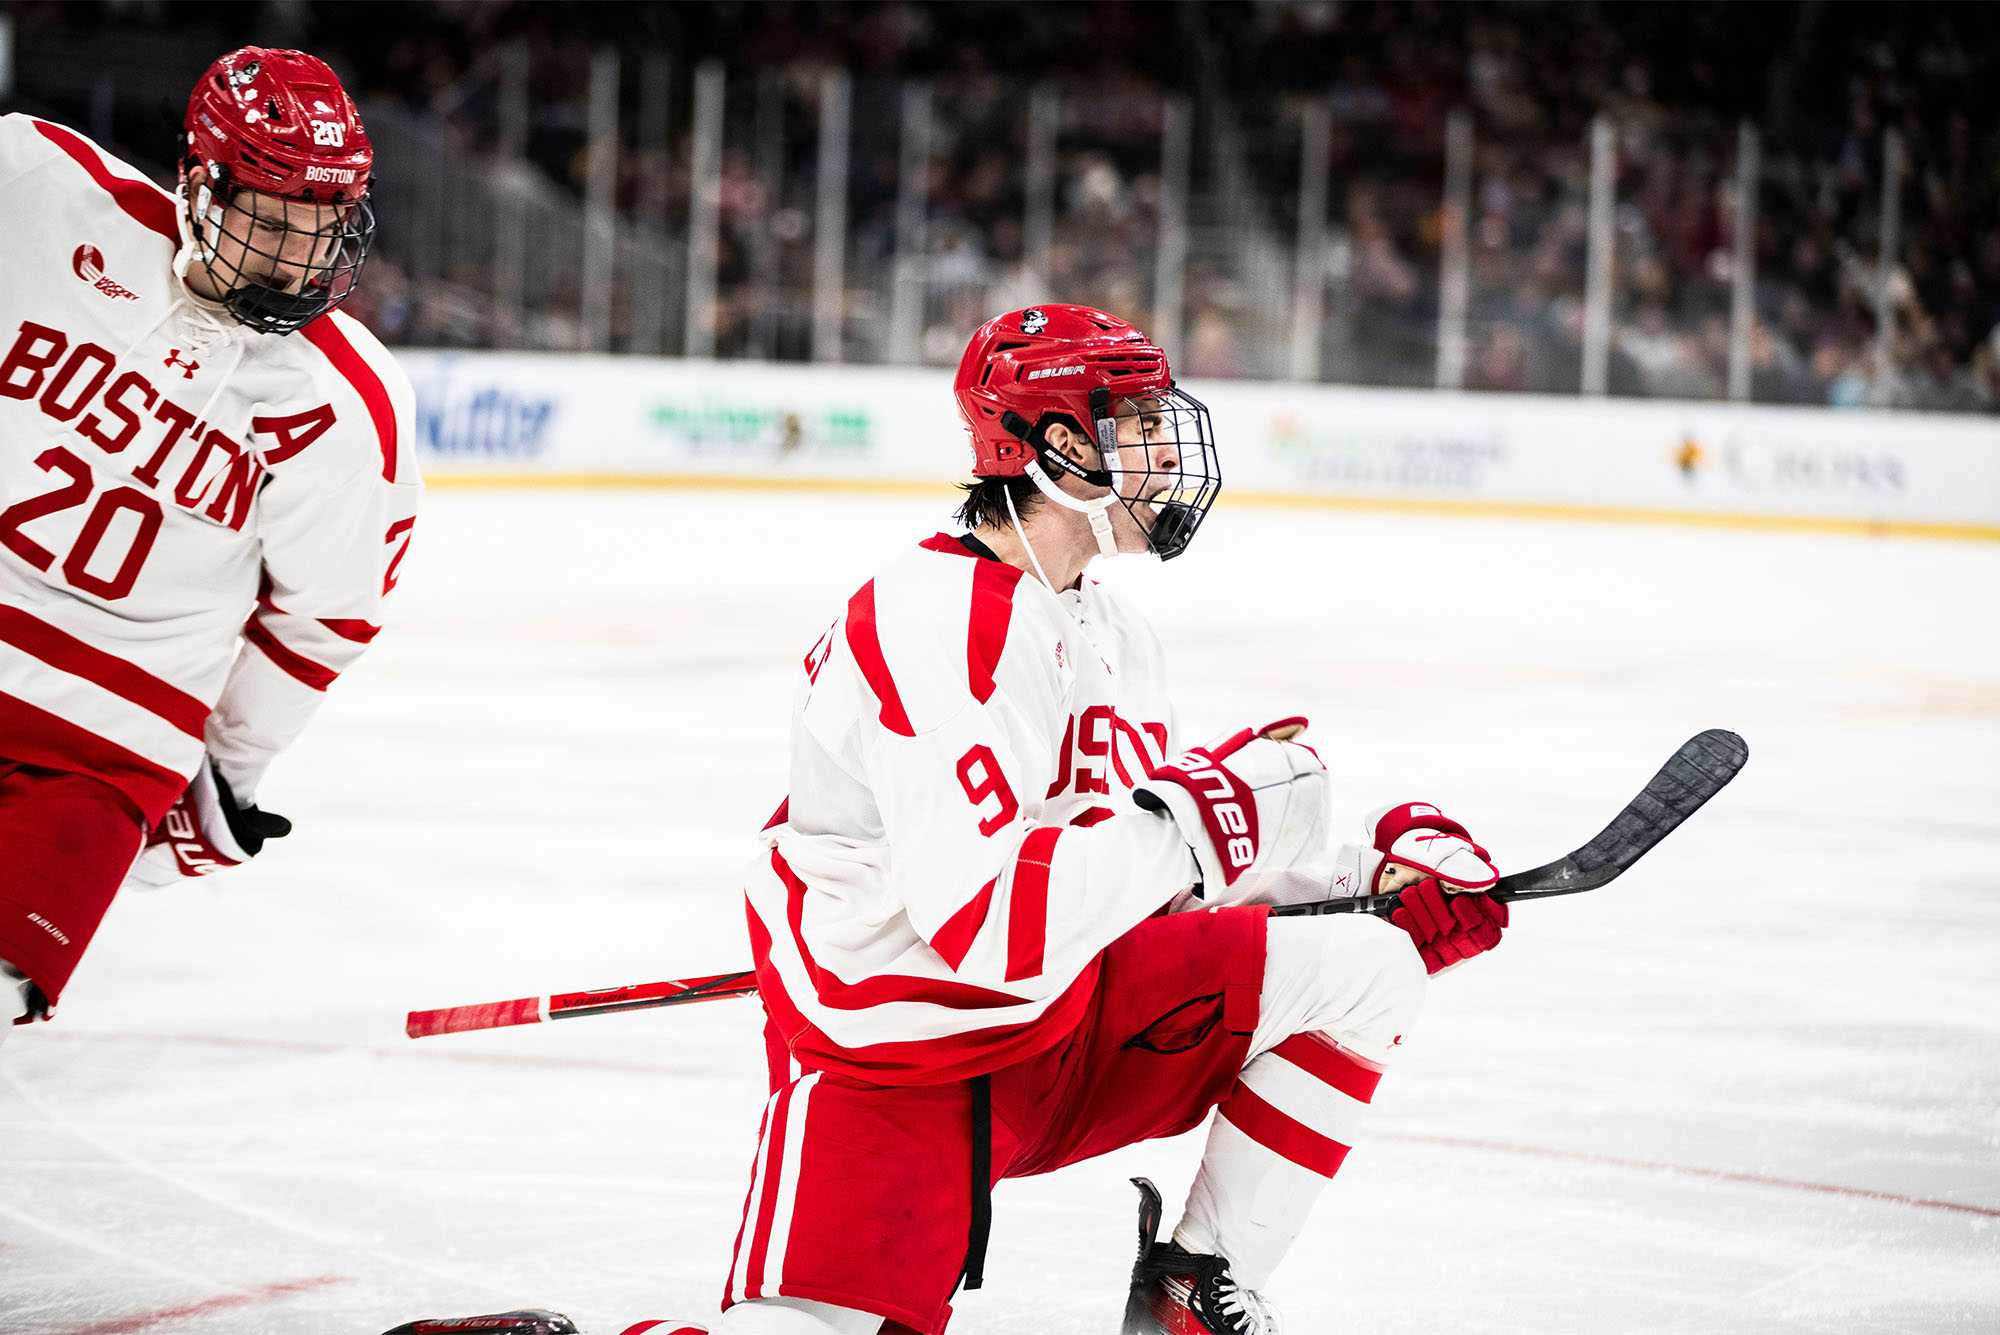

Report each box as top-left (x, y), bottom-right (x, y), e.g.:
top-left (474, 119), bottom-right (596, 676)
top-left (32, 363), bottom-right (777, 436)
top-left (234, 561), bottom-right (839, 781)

top-left (726, 904), bottom-right (1270, 1335)
top-left (0, 758), bottom-right (146, 1008)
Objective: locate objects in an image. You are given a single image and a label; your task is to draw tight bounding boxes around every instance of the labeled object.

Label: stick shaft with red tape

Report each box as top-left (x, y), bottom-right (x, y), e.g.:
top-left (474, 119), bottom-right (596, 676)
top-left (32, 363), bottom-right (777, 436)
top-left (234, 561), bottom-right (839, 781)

top-left (405, 970), bottom-right (758, 1038)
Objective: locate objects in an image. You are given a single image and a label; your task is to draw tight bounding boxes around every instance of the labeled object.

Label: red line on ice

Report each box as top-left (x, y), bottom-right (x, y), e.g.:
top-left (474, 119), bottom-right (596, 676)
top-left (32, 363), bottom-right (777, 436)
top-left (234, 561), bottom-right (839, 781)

top-left (1382, 1130), bottom-right (2000, 1219)
top-left (47, 1275), bottom-right (349, 1335)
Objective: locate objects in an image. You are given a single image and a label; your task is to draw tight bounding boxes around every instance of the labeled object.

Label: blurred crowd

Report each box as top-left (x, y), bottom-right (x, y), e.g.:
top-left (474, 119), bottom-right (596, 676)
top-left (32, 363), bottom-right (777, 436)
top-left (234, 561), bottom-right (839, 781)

top-left (7, 1), bottom-right (1999, 411)
top-left (1231, 4), bottom-right (2000, 408)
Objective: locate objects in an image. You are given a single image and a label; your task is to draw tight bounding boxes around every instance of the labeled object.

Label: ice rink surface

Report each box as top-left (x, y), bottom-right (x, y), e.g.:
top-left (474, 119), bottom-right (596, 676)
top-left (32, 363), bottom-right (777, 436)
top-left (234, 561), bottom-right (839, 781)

top-left (4, 487), bottom-right (1998, 1335)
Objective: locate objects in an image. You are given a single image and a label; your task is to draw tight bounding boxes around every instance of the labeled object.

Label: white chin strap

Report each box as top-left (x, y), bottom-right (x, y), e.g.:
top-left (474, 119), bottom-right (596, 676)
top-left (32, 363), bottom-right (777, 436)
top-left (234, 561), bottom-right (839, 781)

top-left (1024, 457), bottom-right (1121, 562)
top-left (171, 183), bottom-right (226, 294)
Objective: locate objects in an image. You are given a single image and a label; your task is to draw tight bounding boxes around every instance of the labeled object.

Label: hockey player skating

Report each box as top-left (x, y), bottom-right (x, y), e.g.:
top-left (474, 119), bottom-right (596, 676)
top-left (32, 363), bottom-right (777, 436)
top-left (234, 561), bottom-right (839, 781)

top-left (393, 306), bottom-right (1506, 1335)
top-left (1, 47), bottom-right (418, 1032)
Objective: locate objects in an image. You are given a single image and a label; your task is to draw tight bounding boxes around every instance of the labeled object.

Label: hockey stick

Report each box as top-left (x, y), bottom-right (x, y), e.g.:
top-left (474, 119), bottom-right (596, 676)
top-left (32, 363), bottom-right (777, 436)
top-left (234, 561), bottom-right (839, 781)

top-left (406, 731), bottom-right (1746, 1038)
top-left (1270, 728), bottom-right (1749, 920)
top-left (404, 970), bottom-right (758, 1039)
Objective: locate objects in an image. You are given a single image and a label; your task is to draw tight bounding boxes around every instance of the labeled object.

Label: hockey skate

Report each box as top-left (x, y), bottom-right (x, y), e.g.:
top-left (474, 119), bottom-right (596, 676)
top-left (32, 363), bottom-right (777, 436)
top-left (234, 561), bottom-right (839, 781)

top-left (1121, 1179), bottom-right (1281, 1335)
top-left (380, 1311), bottom-right (579, 1335)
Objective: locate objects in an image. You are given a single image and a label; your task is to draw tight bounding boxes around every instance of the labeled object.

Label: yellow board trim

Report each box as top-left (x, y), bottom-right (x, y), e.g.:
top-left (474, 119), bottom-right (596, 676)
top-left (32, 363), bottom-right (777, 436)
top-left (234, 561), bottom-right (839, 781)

top-left (422, 473), bottom-right (2000, 544)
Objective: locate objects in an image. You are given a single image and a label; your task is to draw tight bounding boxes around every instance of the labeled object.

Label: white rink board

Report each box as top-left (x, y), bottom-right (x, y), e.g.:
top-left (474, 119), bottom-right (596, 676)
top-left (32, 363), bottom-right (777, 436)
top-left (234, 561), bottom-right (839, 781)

top-left (400, 351), bottom-right (2000, 534)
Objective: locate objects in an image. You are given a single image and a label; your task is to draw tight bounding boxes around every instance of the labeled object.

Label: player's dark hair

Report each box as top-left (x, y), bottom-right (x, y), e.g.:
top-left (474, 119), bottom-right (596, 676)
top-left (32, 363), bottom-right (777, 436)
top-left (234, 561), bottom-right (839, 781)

top-left (954, 475), bottom-right (1041, 532)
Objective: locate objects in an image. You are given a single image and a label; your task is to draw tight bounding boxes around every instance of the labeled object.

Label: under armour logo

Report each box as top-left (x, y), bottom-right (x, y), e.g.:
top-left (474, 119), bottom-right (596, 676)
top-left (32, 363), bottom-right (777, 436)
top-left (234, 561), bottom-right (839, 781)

top-left (1391, 1035), bottom-right (1404, 1046)
top-left (164, 349), bottom-right (200, 379)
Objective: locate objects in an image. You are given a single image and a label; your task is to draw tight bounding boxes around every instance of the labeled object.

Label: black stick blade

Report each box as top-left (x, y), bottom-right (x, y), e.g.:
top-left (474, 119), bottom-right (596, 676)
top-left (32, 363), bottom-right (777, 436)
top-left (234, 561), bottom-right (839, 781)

top-left (1494, 728), bottom-right (1748, 902)
top-left (1269, 728), bottom-right (1748, 920)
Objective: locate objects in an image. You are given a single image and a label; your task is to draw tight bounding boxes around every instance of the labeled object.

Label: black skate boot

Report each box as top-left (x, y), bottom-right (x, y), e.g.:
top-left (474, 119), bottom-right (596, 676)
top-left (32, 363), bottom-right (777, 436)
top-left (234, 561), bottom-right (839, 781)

top-left (380, 1311), bottom-right (579, 1335)
top-left (1121, 1179), bottom-right (1282, 1335)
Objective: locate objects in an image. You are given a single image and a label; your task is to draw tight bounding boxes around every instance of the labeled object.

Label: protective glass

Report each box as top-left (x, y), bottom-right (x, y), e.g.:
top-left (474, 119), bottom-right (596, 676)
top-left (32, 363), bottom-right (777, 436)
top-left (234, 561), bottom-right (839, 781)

top-left (1100, 386), bottom-right (1221, 561)
top-left (191, 186), bottom-right (375, 335)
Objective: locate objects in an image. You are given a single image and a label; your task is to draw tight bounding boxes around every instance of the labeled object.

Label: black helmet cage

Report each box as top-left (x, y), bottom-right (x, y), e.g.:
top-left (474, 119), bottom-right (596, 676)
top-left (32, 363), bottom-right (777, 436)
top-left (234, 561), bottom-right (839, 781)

top-left (186, 165), bottom-right (376, 335)
top-left (1004, 383), bottom-right (1221, 561)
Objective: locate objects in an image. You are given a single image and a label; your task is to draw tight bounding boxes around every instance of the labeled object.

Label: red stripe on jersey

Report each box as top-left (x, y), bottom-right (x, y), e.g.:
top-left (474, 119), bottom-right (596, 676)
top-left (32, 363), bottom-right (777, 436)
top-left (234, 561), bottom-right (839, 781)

top-left (317, 618), bottom-right (380, 644)
top-left (0, 606), bottom-right (208, 739)
top-left (1220, 1083), bottom-right (1352, 1177)
top-left (1005, 827), bottom-right (1061, 982)
top-left (763, 797), bottom-right (790, 831)
top-left (0, 690), bottom-right (184, 825)
top-left (31, 119), bottom-right (178, 242)
top-left (930, 876), bottom-right (997, 971)
top-left (918, 532), bottom-right (970, 556)
top-left (771, 850), bottom-right (1031, 1011)
top-left (242, 616), bottom-right (338, 691)
top-left (1271, 1031), bottom-right (1385, 1103)
top-left (1068, 805), bottom-right (1116, 827)
top-left (966, 558), bottom-right (1023, 705)
top-left (748, 901), bottom-right (1100, 1086)
top-left (843, 580), bottom-right (914, 737)
top-left (299, 317), bottom-right (400, 482)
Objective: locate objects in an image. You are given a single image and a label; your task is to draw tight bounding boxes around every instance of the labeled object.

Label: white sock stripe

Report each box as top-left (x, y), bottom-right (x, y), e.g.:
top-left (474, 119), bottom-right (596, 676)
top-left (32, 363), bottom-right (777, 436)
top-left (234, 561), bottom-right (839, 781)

top-left (759, 1071), bottom-right (820, 1298)
top-left (730, 1086), bottom-right (787, 1303)
top-left (1237, 1049), bottom-right (1370, 1148)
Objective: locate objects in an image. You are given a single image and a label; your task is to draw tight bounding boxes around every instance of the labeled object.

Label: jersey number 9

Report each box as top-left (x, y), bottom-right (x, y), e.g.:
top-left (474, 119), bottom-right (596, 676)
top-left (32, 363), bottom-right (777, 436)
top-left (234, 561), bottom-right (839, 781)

top-left (955, 744), bottom-right (1019, 837)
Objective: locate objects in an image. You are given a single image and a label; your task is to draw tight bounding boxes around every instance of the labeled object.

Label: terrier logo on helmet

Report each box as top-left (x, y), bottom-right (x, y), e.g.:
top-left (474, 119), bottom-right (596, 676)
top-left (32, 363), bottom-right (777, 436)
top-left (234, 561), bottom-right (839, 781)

top-left (1020, 308), bottom-right (1048, 334)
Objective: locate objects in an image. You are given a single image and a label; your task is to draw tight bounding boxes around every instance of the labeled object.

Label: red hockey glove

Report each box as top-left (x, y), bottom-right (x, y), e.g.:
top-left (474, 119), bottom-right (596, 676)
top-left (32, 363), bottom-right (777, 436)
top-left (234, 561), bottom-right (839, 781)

top-left (125, 761), bottom-right (292, 888)
top-left (1389, 877), bottom-right (1508, 974)
top-left (1359, 800), bottom-right (1499, 896)
top-left (1133, 717), bottom-right (1328, 895)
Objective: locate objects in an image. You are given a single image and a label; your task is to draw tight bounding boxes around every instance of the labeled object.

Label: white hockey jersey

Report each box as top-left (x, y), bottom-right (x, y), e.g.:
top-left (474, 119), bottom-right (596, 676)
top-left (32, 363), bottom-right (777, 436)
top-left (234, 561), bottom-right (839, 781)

top-left (0, 115), bottom-right (419, 825)
top-left (747, 533), bottom-right (1205, 1085)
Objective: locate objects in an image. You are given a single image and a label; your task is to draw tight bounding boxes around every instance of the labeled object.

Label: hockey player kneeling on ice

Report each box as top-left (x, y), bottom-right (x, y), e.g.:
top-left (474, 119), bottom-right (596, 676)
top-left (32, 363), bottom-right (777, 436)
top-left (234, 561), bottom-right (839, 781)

top-left (388, 308), bottom-right (1509, 1335)
top-left (714, 307), bottom-right (1510, 1335)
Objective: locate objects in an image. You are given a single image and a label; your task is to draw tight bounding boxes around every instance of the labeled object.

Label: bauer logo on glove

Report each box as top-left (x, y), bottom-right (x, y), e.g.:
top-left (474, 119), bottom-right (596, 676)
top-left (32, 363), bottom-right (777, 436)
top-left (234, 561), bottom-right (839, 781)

top-left (1132, 717), bottom-right (1329, 894)
top-left (123, 761), bottom-right (293, 890)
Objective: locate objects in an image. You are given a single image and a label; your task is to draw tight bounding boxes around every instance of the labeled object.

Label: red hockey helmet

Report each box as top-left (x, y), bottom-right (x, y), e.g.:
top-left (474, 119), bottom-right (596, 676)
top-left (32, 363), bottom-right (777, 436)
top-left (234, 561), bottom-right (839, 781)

top-left (180, 47), bottom-right (376, 333)
top-left (952, 306), bottom-right (1221, 559)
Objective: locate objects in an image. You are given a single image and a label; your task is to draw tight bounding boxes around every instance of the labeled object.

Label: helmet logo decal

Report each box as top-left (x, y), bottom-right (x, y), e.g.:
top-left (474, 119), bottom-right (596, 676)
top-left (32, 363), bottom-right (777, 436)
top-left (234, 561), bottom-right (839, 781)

top-left (1020, 308), bottom-right (1048, 334)
top-left (1026, 364), bottom-right (1085, 380)
top-left (228, 62), bottom-right (262, 87)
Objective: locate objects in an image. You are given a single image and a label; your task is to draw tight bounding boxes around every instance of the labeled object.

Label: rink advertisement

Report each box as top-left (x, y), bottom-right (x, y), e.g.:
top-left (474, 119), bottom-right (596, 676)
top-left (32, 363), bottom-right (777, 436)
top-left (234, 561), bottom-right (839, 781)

top-left (1194, 380), bottom-right (2000, 535)
top-left (401, 351), bottom-right (958, 479)
top-left (399, 352), bottom-right (2000, 536)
